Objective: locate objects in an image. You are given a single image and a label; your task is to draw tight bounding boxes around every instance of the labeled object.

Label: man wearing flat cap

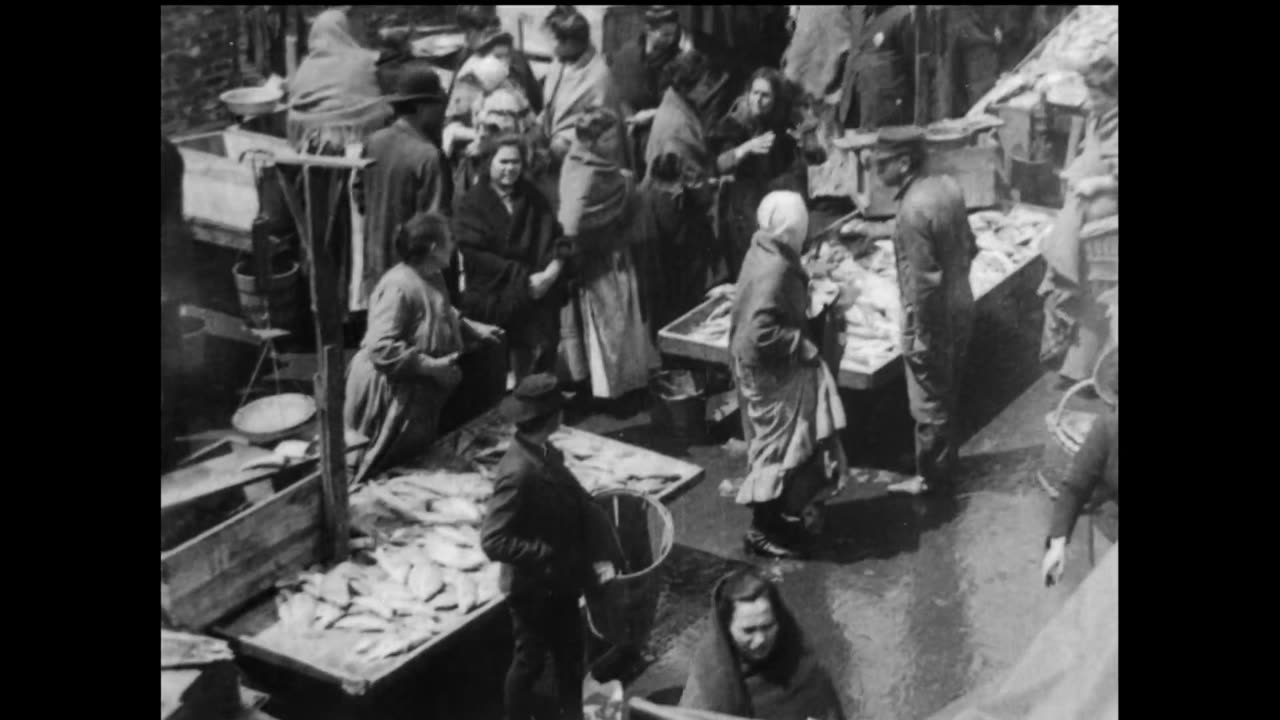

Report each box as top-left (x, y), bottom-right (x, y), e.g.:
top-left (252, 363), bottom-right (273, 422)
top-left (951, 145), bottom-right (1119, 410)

top-left (357, 64), bottom-right (453, 310)
top-left (873, 127), bottom-right (977, 496)
top-left (482, 373), bottom-right (621, 720)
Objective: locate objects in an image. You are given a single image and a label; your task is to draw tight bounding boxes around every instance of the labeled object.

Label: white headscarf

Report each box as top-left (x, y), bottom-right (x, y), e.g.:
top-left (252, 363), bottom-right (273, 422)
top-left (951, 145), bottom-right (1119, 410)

top-left (756, 191), bottom-right (809, 253)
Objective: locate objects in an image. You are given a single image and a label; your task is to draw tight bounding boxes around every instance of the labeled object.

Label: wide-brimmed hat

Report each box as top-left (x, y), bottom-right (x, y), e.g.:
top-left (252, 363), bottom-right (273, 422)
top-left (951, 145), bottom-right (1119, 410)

top-left (474, 25), bottom-right (515, 55)
top-left (385, 64), bottom-right (446, 105)
top-left (872, 125), bottom-right (925, 161)
top-left (500, 373), bottom-right (564, 425)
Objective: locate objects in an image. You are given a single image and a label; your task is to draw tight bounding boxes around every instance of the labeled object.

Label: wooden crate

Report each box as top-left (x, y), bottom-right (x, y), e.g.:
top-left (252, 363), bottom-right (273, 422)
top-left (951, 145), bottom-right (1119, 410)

top-left (162, 472), bottom-right (325, 632)
top-left (215, 410), bottom-right (705, 696)
top-left (174, 128), bottom-right (294, 252)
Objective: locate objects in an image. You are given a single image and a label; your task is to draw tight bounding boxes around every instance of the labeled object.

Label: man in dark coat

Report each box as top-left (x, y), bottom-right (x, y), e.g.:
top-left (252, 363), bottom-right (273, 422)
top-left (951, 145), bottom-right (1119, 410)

top-left (608, 6), bottom-right (685, 176)
top-left (357, 65), bottom-right (452, 310)
top-left (481, 374), bottom-right (621, 720)
top-left (873, 127), bottom-right (977, 496)
top-left (840, 6), bottom-right (916, 130)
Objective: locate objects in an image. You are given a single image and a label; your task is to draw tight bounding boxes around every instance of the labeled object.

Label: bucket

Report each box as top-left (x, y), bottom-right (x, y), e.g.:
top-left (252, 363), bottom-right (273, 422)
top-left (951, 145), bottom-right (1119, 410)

top-left (585, 489), bottom-right (674, 647)
top-left (179, 316), bottom-right (208, 376)
top-left (233, 259), bottom-right (300, 330)
top-left (649, 370), bottom-right (707, 441)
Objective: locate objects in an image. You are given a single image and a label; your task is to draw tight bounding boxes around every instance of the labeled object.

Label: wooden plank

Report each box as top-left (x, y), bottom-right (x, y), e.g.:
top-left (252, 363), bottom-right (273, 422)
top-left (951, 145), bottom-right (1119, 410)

top-left (161, 472), bottom-right (325, 631)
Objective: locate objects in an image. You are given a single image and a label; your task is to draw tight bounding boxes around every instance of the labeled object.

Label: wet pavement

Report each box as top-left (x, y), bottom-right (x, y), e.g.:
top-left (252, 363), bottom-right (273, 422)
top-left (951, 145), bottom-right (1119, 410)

top-left (249, 355), bottom-right (1114, 720)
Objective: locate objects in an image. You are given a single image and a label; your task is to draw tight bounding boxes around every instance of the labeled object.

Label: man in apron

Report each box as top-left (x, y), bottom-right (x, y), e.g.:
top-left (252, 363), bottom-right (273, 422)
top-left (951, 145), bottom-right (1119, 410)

top-left (873, 127), bottom-right (977, 496)
top-left (840, 6), bottom-right (916, 130)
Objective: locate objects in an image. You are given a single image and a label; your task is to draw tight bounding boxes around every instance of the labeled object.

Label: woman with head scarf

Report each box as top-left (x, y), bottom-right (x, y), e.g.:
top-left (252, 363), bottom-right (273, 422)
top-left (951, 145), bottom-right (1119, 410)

top-left (286, 8), bottom-right (392, 152)
top-left (730, 191), bottom-right (848, 558)
top-left (680, 568), bottom-right (846, 720)
top-left (557, 107), bottom-right (660, 400)
top-left (344, 212), bottom-right (501, 483)
top-left (711, 67), bottom-right (811, 278)
top-left (1039, 48), bottom-right (1119, 389)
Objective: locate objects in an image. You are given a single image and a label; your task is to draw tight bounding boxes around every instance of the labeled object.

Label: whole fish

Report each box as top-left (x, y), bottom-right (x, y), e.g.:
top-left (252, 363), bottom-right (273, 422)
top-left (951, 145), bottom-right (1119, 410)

top-left (425, 587), bottom-right (458, 612)
top-left (373, 548), bottom-right (412, 586)
top-left (332, 614), bottom-right (392, 633)
top-left (319, 571), bottom-right (352, 608)
top-left (407, 563), bottom-right (445, 602)
top-left (431, 497), bottom-right (484, 525)
top-left (424, 535), bottom-right (489, 571)
top-left (444, 569), bottom-right (478, 614)
top-left (311, 601), bottom-right (345, 630)
top-left (370, 580), bottom-right (415, 604)
top-left (432, 525), bottom-right (480, 548)
top-left (396, 472), bottom-right (493, 501)
top-left (351, 595), bottom-right (396, 621)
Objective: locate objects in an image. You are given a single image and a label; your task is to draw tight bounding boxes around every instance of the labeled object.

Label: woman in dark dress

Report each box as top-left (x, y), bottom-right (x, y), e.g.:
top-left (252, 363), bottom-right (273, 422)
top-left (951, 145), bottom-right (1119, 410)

top-left (453, 134), bottom-right (567, 382)
top-left (710, 67), bottom-right (810, 278)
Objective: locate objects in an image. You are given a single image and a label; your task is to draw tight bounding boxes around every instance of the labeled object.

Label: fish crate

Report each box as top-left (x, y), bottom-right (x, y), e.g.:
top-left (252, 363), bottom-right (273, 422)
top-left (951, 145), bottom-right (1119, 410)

top-left (657, 296), bottom-right (900, 391)
top-left (172, 127), bottom-right (294, 253)
top-left (162, 472), bottom-right (327, 633)
top-left (212, 409), bottom-right (706, 697)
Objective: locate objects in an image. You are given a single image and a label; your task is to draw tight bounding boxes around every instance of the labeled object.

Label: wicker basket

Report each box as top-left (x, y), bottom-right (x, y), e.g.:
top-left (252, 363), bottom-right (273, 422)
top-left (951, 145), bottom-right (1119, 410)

top-left (1082, 215), bottom-right (1118, 296)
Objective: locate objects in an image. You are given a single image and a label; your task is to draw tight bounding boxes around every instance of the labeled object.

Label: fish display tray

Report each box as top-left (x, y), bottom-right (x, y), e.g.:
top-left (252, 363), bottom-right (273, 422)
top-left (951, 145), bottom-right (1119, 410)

top-left (214, 410), bottom-right (705, 696)
top-left (658, 205), bottom-right (1057, 392)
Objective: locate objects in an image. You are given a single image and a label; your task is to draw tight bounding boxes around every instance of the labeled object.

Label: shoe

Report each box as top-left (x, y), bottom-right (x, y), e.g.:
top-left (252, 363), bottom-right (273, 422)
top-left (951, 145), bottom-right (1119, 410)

top-left (743, 532), bottom-right (806, 559)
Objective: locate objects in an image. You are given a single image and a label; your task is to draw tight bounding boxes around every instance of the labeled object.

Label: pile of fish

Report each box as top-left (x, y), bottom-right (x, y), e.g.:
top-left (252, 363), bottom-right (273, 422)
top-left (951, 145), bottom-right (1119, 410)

top-left (971, 6), bottom-right (1118, 114)
top-left (684, 207), bottom-right (1055, 372)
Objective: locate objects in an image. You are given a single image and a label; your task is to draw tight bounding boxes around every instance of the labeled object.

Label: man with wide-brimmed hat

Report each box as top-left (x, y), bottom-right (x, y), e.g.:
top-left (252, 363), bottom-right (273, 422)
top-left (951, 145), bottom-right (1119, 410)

top-left (356, 64), bottom-right (453, 310)
top-left (481, 373), bottom-right (620, 720)
top-left (872, 126), bottom-right (977, 496)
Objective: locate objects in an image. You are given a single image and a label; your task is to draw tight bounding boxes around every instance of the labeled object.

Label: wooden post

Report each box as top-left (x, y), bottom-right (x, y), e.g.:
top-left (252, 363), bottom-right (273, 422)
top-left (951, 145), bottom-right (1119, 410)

top-left (314, 345), bottom-right (349, 562)
top-left (914, 6), bottom-right (931, 126)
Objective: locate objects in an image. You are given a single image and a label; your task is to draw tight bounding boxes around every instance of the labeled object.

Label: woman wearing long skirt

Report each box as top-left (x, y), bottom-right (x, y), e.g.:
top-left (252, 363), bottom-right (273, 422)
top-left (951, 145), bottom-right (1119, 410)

top-left (731, 191), bottom-right (848, 559)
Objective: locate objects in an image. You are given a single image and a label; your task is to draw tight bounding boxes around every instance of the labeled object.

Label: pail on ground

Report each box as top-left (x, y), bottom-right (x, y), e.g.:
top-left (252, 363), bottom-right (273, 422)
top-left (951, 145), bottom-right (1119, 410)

top-left (649, 370), bottom-right (707, 441)
top-left (585, 489), bottom-right (674, 648)
top-left (233, 259), bottom-right (300, 330)
top-left (179, 316), bottom-right (208, 377)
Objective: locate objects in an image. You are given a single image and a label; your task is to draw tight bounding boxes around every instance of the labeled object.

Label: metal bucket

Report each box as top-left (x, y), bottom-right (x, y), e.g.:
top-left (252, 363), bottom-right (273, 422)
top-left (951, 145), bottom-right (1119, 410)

top-left (649, 370), bottom-right (707, 442)
top-left (585, 489), bottom-right (674, 648)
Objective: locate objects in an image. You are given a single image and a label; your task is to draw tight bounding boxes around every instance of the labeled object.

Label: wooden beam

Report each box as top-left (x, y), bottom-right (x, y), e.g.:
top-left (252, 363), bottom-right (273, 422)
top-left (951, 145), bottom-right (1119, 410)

top-left (315, 344), bottom-right (349, 562)
top-left (914, 6), bottom-right (930, 125)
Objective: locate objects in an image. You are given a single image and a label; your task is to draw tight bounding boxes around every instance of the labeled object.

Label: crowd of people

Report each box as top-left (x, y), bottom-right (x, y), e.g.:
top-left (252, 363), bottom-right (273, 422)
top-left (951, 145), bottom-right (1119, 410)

top-left (162, 6), bottom-right (1117, 719)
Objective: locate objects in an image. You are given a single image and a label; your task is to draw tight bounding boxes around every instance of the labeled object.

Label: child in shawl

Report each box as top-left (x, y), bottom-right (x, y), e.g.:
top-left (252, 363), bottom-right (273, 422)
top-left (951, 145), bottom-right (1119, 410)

top-left (730, 191), bottom-right (848, 559)
top-left (681, 568), bottom-right (846, 720)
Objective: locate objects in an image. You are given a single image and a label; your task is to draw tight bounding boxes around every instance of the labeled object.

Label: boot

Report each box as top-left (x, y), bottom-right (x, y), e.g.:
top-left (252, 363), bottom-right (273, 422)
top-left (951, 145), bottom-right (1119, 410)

top-left (743, 530), bottom-right (806, 559)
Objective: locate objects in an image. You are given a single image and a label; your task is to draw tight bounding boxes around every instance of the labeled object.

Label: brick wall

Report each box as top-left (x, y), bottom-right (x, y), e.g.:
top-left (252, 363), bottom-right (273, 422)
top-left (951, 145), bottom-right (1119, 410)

top-left (161, 5), bottom-right (455, 137)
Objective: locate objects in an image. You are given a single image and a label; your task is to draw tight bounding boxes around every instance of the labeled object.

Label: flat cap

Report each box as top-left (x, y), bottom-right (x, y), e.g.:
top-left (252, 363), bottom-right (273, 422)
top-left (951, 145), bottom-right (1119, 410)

top-left (873, 125), bottom-right (925, 159)
top-left (500, 373), bottom-right (564, 424)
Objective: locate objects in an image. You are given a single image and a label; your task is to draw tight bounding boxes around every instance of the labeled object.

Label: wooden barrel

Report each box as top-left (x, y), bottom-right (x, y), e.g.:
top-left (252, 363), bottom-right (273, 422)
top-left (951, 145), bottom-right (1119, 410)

top-left (233, 259), bottom-right (300, 330)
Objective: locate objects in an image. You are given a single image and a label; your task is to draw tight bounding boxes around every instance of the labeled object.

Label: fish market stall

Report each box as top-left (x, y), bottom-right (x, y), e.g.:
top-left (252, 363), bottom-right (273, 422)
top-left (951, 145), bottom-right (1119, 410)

top-left (214, 409), bottom-right (704, 696)
top-left (658, 204), bottom-right (1057, 390)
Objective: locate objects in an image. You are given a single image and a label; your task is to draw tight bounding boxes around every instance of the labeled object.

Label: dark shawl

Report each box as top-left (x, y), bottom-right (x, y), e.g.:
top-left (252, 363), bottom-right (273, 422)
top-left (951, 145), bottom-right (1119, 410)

top-left (680, 576), bottom-right (846, 720)
top-left (453, 178), bottom-right (564, 327)
top-left (609, 33), bottom-right (681, 115)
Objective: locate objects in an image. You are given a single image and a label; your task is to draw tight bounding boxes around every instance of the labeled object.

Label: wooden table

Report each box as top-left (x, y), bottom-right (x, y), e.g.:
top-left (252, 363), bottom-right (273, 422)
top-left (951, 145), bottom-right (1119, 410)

top-left (214, 409), bottom-right (705, 696)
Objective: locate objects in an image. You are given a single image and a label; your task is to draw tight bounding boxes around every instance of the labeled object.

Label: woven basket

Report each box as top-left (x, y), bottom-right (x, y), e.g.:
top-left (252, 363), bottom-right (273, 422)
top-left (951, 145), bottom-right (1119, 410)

top-left (1082, 216), bottom-right (1118, 296)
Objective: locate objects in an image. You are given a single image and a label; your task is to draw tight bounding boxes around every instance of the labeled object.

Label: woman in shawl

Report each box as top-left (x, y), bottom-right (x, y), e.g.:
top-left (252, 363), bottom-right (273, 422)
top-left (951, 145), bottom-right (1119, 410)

top-left (345, 212), bottom-right (501, 484)
top-left (285, 8), bottom-right (394, 318)
top-left (557, 108), bottom-right (660, 400)
top-left (1039, 49), bottom-right (1119, 388)
top-left (454, 133), bottom-right (568, 382)
top-left (286, 8), bottom-right (392, 151)
top-left (680, 568), bottom-right (846, 720)
top-left (730, 191), bottom-right (848, 559)
top-left (710, 67), bottom-right (811, 278)
top-left (636, 50), bottom-right (729, 331)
